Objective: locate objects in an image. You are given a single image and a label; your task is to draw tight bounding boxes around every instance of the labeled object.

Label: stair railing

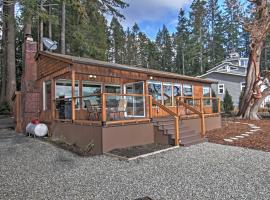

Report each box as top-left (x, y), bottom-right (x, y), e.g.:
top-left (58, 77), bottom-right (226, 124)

top-left (152, 97), bottom-right (180, 146)
top-left (176, 97), bottom-right (206, 138)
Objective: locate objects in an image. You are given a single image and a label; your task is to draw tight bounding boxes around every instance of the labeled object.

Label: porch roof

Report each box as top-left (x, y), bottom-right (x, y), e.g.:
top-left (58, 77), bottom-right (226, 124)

top-left (37, 51), bottom-right (216, 84)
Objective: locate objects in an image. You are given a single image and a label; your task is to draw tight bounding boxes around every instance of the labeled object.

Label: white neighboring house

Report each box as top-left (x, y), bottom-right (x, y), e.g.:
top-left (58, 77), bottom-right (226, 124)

top-left (199, 52), bottom-right (270, 108)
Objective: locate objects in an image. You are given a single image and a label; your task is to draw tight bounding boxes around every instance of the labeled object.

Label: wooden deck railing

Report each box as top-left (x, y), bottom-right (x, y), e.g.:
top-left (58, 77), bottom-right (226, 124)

top-left (152, 98), bottom-right (180, 146)
top-left (176, 96), bottom-right (221, 137)
top-left (53, 93), bottom-right (152, 126)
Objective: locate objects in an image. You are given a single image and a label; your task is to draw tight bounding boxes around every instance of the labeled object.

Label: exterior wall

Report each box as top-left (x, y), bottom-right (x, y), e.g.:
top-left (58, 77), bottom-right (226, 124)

top-left (51, 122), bottom-right (103, 155)
top-left (203, 72), bottom-right (245, 107)
top-left (102, 123), bottom-right (155, 153)
top-left (182, 115), bottom-right (221, 132)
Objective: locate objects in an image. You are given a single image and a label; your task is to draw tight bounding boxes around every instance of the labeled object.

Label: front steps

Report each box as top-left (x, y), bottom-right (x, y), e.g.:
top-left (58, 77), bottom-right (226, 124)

top-left (153, 117), bottom-right (207, 146)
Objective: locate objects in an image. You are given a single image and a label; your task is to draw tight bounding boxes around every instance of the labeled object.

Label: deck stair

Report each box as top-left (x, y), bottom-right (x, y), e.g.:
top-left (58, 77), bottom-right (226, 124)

top-left (153, 117), bottom-right (207, 146)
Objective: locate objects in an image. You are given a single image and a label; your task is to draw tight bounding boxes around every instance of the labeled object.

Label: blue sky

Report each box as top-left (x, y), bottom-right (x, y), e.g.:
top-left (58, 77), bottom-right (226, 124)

top-left (119, 0), bottom-right (193, 39)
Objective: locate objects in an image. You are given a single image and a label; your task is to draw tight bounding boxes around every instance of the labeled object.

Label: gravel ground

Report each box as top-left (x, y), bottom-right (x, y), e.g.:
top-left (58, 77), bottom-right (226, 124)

top-left (1, 129), bottom-right (270, 200)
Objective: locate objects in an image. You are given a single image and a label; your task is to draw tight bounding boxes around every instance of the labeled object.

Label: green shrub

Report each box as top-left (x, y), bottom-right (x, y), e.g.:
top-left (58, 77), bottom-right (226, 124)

top-left (238, 91), bottom-right (244, 110)
top-left (223, 89), bottom-right (234, 114)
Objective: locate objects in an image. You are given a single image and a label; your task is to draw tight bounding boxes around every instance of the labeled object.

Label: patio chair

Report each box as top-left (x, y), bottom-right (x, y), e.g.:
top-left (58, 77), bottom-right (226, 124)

top-left (110, 98), bottom-right (128, 120)
top-left (84, 99), bottom-right (101, 120)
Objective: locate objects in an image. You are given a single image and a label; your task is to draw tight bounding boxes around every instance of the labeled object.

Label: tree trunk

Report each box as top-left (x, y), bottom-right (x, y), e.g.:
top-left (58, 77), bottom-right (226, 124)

top-left (60, 0), bottom-right (66, 54)
top-left (0, 2), bottom-right (7, 103)
top-left (238, 43), bottom-right (263, 120)
top-left (1, 0), bottom-right (16, 107)
top-left (48, 2), bottom-right (52, 40)
top-left (39, 1), bottom-right (44, 51)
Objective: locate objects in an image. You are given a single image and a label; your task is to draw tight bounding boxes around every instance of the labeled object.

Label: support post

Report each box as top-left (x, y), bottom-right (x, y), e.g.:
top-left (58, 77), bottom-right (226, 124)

top-left (51, 78), bottom-right (55, 120)
top-left (174, 116), bottom-right (180, 146)
top-left (71, 70), bottom-right (75, 121)
top-left (101, 93), bottom-right (106, 126)
top-left (149, 96), bottom-right (153, 119)
top-left (200, 98), bottom-right (206, 137)
top-left (217, 97), bottom-right (221, 113)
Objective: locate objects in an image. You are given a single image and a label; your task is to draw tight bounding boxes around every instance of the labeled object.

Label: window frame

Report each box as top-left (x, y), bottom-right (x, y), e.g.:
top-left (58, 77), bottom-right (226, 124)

top-left (173, 83), bottom-right (182, 106)
top-left (218, 84), bottom-right (225, 94)
top-left (203, 86), bottom-right (211, 106)
top-left (147, 81), bottom-right (163, 104)
top-left (82, 81), bottom-right (102, 110)
top-left (240, 82), bottom-right (246, 92)
top-left (163, 82), bottom-right (173, 107)
top-left (43, 80), bottom-right (52, 111)
top-left (55, 79), bottom-right (80, 110)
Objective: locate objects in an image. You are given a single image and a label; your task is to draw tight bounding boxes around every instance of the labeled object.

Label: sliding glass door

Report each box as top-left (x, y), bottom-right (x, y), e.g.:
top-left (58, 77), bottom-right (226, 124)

top-left (124, 82), bottom-right (145, 117)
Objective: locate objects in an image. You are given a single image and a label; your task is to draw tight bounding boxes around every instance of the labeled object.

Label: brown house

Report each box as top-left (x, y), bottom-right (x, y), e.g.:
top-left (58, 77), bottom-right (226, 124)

top-left (13, 38), bottom-right (221, 155)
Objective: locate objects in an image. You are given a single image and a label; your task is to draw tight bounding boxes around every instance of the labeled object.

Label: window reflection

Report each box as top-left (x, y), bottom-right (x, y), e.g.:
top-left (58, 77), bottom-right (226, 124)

top-left (163, 83), bottom-right (172, 106)
top-left (148, 82), bottom-right (162, 104)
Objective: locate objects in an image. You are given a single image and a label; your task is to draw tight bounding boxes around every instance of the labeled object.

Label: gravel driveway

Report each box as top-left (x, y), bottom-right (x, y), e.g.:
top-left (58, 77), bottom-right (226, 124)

top-left (1, 128), bottom-right (270, 200)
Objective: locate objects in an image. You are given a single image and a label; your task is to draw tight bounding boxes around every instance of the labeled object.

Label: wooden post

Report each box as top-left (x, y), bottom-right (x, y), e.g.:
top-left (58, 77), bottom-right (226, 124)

top-left (51, 78), bottom-right (55, 120)
top-left (71, 70), bottom-right (76, 121)
top-left (149, 96), bottom-right (153, 119)
top-left (200, 98), bottom-right (206, 137)
top-left (218, 97), bottom-right (221, 113)
top-left (101, 93), bottom-right (106, 126)
top-left (176, 97), bottom-right (179, 116)
top-left (174, 116), bottom-right (180, 146)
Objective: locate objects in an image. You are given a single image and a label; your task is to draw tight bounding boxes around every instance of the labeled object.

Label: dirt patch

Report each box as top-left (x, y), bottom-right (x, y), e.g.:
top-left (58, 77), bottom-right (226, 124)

top-left (207, 119), bottom-right (270, 152)
top-left (47, 139), bottom-right (96, 156)
top-left (109, 143), bottom-right (173, 158)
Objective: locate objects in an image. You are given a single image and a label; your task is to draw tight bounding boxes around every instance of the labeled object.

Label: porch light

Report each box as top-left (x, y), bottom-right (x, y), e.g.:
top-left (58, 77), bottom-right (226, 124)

top-left (89, 75), bottom-right (97, 78)
top-left (149, 76), bottom-right (153, 80)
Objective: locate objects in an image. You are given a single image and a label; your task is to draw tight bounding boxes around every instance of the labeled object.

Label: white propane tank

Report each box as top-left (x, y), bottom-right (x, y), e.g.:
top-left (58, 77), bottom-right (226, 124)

top-left (26, 123), bottom-right (48, 137)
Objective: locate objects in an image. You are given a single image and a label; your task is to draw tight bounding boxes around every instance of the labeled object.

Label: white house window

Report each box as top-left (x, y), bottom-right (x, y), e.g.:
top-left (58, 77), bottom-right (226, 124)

top-left (240, 82), bottom-right (246, 91)
top-left (43, 80), bottom-right (51, 111)
top-left (218, 84), bottom-right (225, 94)
top-left (203, 86), bottom-right (211, 106)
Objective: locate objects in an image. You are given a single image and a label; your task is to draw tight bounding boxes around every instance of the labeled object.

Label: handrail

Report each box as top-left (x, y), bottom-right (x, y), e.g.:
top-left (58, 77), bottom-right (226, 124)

top-left (152, 98), bottom-right (180, 146)
top-left (176, 97), bottom-right (205, 137)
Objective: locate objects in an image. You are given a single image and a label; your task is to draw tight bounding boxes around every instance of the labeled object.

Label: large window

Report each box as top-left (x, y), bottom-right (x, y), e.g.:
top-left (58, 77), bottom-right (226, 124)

top-left (43, 80), bottom-right (51, 111)
top-left (183, 84), bottom-right (193, 105)
top-left (55, 79), bottom-right (80, 109)
top-left (82, 82), bottom-right (102, 108)
top-left (105, 85), bottom-right (121, 93)
top-left (203, 86), bottom-right (211, 106)
top-left (173, 84), bottom-right (182, 106)
top-left (163, 83), bottom-right (172, 106)
top-left (105, 85), bottom-right (121, 108)
top-left (218, 84), bottom-right (224, 94)
top-left (148, 81), bottom-right (162, 103)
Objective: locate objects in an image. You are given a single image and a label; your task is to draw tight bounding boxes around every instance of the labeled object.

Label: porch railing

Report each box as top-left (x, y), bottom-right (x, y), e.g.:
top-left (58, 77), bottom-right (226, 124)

top-left (53, 93), bottom-right (152, 126)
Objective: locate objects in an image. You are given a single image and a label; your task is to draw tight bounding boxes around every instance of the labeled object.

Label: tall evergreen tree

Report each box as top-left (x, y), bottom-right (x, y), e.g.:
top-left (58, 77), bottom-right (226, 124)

top-left (108, 17), bottom-right (125, 63)
top-left (155, 25), bottom-right (174, 72)
top-left (223, 0), bottom-right (243, 55)
top-left (189, 0), bottom-right (207, 75)
top-left (205, 0), bottom-right (226, 68)
top-left (175, 9), bottom-right (189, 74)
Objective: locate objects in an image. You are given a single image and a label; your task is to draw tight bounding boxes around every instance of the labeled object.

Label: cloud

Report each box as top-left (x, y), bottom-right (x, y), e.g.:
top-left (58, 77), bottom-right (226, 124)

top-left (121, 0), bottom-right (191, 26)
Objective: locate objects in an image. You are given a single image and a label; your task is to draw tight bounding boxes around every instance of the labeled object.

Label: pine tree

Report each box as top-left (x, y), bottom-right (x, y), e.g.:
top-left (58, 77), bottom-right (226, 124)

top-left (223, 0), bottom-right (242, 55)
top-left (205, 0), bottom-right (226, 68)
top-left (155, 25), bottom-right (174, 72)
top-left (108, 17), bottom-right (125, 64)
top-left (223, 89), bottom-right (234, 113)
top-left (175, 9), bottom-right (189, 74)
top-left (189, 0), bottom-right (207, 75)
